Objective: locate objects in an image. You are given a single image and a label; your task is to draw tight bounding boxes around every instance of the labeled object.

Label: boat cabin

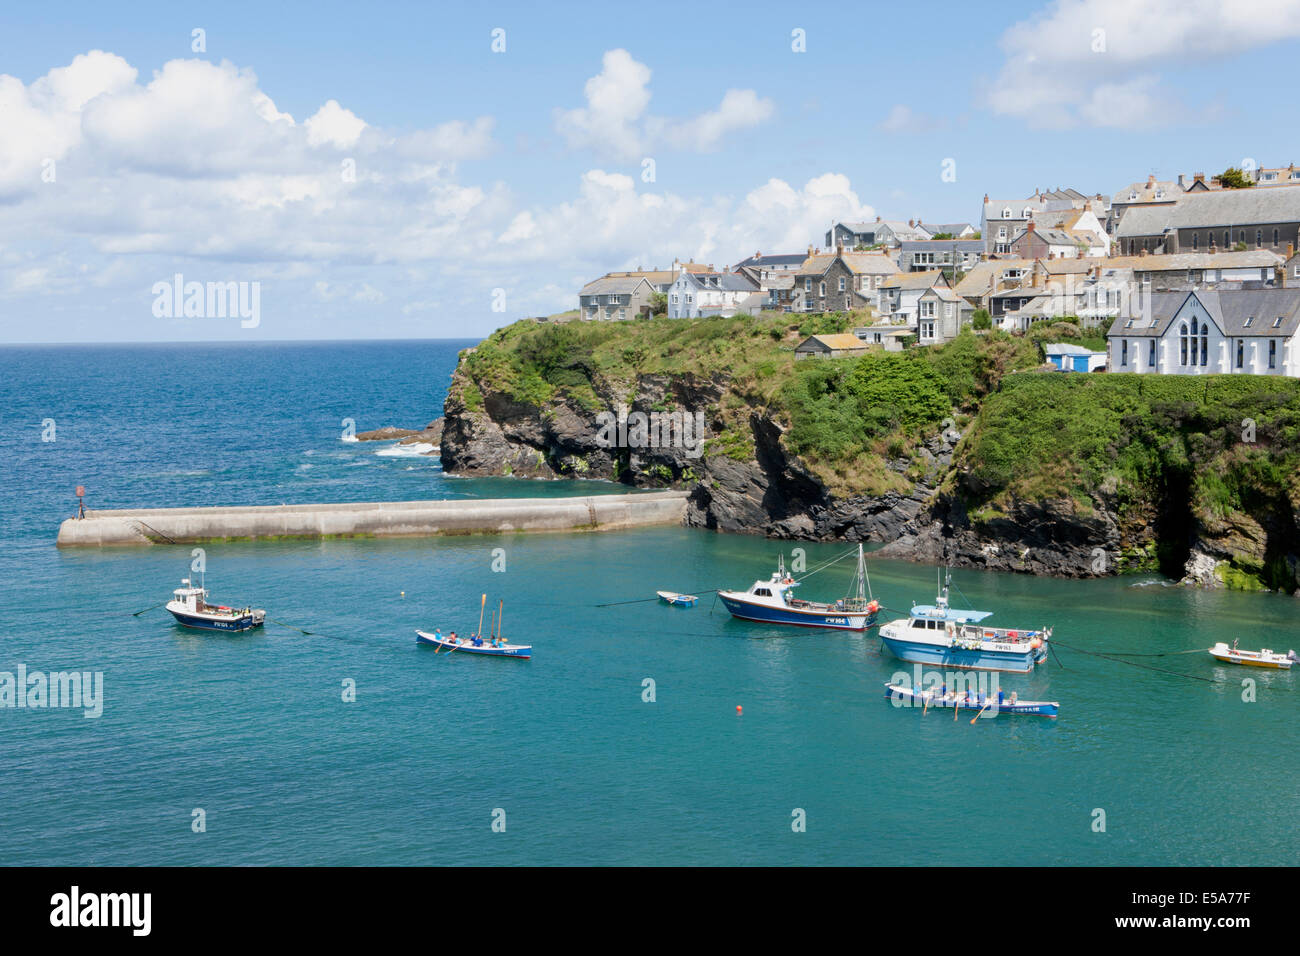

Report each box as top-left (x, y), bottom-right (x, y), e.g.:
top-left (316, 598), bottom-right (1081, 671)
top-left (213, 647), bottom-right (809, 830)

top-left (172, 578), bottom-right (208, 613)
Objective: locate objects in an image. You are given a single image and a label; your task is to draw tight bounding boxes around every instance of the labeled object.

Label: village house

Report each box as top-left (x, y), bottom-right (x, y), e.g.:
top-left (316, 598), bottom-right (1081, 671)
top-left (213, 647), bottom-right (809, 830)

top-left (1108, 174), bottom-right (1180, 236)
top-left (1008, 221), bottom-right (1105, 259)
top-left (980, 188), bottom-right (1103, 256)
top-left (899, 239), bottom-right (984, 274)
top-left (666, 269), bottom-right (759, 319)
top-left (920, 222), bottom-right (977, 239)
top-left (578, 275), bottom-right (657, 320)
top-left (1107, 288), bottom-right (1300, 377)
top-left (878, 270), bottom-right (951, 324)
top-left (794, 333), bottom-right (873, 359)
top-left (1115, 185), bottom-right (1300, 257)
top-left (1248, 164), bottom-right (1300, 186)
top-left (791, 246), bottom-right (899, 313)
top-left (853, 321), bottom-right (913, 351)
top-left (825, 217), bottom-right (931, 250)
top-left (953, 258), bottom-right (1033, 313)
top-left (915, 284), bottom-right (972, 345)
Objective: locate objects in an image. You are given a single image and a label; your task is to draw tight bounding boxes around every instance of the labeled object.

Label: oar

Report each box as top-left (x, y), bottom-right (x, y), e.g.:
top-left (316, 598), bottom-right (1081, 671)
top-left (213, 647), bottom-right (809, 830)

top-left (448, 593), bottom-right (487, 657)
top-left (971, 702), bottom-right (992, 725)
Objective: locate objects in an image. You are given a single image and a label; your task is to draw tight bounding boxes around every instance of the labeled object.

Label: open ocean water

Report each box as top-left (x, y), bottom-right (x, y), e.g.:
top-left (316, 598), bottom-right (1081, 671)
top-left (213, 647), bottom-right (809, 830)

top-left (0, 340), bottom-right (1296, 866)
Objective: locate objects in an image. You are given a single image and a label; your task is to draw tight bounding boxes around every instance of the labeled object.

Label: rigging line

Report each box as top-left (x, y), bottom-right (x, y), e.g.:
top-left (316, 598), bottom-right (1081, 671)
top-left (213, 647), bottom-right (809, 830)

top-left (1050, 638), bottom-right (1224, 684)
top-left (1098, 648), bottom-right (1208, 657)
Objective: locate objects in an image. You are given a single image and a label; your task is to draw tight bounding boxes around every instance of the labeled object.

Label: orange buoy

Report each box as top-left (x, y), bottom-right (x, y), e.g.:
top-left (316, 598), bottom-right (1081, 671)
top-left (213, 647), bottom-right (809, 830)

top-left (736, 705), bottom-right (743, 714)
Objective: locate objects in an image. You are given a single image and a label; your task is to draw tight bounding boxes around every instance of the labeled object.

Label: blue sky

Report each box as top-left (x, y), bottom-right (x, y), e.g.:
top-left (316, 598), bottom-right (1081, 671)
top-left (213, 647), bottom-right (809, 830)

top-left (2, 0), bottom-right (1300, 342)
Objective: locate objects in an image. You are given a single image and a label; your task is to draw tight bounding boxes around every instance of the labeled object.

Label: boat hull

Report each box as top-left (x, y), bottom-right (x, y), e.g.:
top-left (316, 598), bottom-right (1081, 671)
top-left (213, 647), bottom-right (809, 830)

top-left (168, 609), bottom-right (263, 632)
top-left (657, 591), bottom-right (698, 607)
top-left (718, 593), bottom-right (875, 630)
top-left (879, 633), bottom-right (1047, 673)
top-left (1210, 652), bottom-right (1292, 669)
top-left (883, 683), bottom-right (1059, 718)
top-left (415, 631), bottom-right (531, 658)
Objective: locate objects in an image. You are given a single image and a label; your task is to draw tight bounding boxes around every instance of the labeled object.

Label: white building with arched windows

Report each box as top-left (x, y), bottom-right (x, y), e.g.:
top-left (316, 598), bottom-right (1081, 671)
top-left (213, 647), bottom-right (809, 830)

top-left (1107, 289), bottom-right (1300, 377)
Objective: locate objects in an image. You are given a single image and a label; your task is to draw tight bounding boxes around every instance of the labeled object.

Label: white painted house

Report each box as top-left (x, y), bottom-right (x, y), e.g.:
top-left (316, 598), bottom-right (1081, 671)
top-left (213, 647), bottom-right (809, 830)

top-left (666, 269), bottom-right (758, 319)
top-left (1106, 289), bottom-right (1300, 377)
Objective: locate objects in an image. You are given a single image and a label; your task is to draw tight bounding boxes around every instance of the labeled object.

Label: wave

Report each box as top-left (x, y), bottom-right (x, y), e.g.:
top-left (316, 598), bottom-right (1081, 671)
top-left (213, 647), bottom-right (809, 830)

top-left (375, 442), bottom-right (436, 457)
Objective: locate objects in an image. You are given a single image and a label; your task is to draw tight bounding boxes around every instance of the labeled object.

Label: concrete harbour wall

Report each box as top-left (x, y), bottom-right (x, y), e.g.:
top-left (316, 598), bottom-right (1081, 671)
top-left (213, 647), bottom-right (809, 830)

top-left (56, 492), bottom-right (690, 546)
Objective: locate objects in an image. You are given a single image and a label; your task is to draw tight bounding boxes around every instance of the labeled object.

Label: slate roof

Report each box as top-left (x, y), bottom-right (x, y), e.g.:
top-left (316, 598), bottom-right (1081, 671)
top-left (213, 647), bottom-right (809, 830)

top-left (1107, 289), bottom-right (1300, 337)
top-left (881, 270), bottom-right (947, 290)
top-left (732, 253), bottom-right (807, 269)
top-left (580, 275), bottom-right (654, 295)
top-left (797, 334), bottom-right (872, 351)
top-left (1116, 185), bottom-right (1300, 237)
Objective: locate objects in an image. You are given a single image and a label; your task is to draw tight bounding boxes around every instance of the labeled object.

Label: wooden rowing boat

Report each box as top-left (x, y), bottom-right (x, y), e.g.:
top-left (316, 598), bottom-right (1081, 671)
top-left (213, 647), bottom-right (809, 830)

top-left (657, 590), bottom-right (698, 607)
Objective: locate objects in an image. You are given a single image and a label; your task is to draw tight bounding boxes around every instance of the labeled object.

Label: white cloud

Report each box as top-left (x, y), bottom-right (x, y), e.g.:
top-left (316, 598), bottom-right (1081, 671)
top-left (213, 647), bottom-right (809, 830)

top-left (0, 50), bottom-right (874, 341)
top-left (556, 49), bottom-right (774, 160)
top-left (987, 0), bottom-right (1300, 127)
top-left (305, 99), bottom-right (365, 148)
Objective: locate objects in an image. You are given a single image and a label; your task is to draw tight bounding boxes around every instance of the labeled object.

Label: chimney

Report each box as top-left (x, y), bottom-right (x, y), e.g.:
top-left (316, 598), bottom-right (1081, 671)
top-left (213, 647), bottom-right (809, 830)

top-left (983, 193), bottom-right (989, 204)
top-left (908, 218), bottom-right (915, 227)
top-left (755, 251), bottom-right (761, 260)
top-left (875, 215), bottom-right (882, 222)
top-left (836, 242), bottom-right (845, 256)
top-left (1194, 172), bottom-right (1205, 184)
top-left (808, 245), bottom-right (814, 257)
top-left (1093, 263), bottom-right (1102, 280)
top-left (1027, 220), bottom-right (1036, 233)
top-left (1177, 173), bottom-right (1186, 188)
top-left (1147, 174), bottom-right (1156, 186)
top-left (1289, 243), bottom-right (1295, 259)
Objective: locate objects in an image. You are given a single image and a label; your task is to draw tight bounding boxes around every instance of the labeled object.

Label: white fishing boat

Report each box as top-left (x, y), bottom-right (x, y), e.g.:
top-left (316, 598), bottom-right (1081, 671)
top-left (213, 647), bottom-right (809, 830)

top-left (1209, 642), bottom-right (1294, 669)
top-left (877, 568), bottom-right (1050, 673)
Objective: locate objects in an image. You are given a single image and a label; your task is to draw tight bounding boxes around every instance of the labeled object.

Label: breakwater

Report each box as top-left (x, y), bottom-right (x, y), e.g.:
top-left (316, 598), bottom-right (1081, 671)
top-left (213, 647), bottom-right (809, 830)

top-left (55, 492), bottom-right (690, 546)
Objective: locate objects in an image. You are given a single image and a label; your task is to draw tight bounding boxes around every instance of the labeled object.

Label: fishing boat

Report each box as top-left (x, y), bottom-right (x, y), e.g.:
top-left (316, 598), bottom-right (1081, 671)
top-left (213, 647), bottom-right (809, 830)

top-left (877, 569), bottom-right (1050, 673)
top-left (1209, 642), bottom-right (1295, 669)
top-left (717, 544), bottom-right (879, 630)
top-left (883, 682), bottom-right (1059, 718)
top-left (165, 577), bottom-right (264, 632)
top-left (657, 591), bottom-right (698, 607)
top-left (416, 595), bottom-right (531, 659)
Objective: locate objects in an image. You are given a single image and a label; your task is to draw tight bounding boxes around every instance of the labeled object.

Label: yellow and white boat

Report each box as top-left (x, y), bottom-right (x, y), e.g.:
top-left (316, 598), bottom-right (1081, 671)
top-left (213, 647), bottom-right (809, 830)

top-left (1209, 642), bottom-right (1295, 669)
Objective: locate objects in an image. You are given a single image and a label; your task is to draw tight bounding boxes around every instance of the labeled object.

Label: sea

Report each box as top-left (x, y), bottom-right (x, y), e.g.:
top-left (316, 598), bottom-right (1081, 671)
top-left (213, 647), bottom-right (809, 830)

top-left (0, 340), bottom-right (1295, 865)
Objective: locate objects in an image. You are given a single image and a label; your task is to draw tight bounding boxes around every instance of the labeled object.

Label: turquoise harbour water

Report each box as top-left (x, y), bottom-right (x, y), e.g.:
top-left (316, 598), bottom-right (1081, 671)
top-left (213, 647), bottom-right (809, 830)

top-left (1, 341), bottom-right (1296, 866)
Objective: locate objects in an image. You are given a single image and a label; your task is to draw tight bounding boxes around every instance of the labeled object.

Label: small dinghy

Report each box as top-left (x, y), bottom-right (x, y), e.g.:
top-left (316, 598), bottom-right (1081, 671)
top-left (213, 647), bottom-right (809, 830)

top-left (1209, 642), bottom-right (1294, 669)
top-left (416, 595), bottom-right (531, 659)
top-left (657, 590), bottom-right (698, 607)
top-left (166, 577), bottom-right (264, 633)
top-left (883, 682), bottom-right (1060, 718)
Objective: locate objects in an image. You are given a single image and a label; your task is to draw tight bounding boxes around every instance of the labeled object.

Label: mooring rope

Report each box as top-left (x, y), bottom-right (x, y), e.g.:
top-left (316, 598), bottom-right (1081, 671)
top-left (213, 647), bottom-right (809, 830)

top-left (1049, 637), bottom-right (1225, 684)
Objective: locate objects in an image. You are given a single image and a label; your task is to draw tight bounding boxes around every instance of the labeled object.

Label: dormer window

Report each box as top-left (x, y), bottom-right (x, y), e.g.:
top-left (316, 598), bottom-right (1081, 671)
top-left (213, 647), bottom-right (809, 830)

top-left (1244, 316), bottom-right (1254, 328)
top-left (1273, 316), bottom-right (1284, 328)
top-left (1023, 207), bottom-right (1033, 218)
top-left (1002, 208), bottom-right (1011, 219)
top-left (1129, 191), bottom-right (1137, 200)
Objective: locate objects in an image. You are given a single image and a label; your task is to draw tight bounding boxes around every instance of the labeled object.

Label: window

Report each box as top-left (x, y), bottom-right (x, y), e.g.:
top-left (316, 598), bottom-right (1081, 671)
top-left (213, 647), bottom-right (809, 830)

top-left (945, 303), bottom-right (954, 318)
top-left (921, 321), bottom-right (935, 339)
top-left (1224, 230), bottom-right (1229, 247)
top-left (1192, 233), bottom-right (1198, 250)
top-left (1201, 328), bottom-right (1208, 366)
top-left (838, 277), bottom-right (846, 291)
top-left (670, 294), bottom-right (678, 303)
top-left (997, 227), bottom-right (1007, 240)
top-left (1244, 316), bottom-right (1254, 328)
top-left (1273, 316), bottom-right (1284, 328)
top-left (804, 278), bottom-right (812, 292)
top-left (1237, 339), bottom-right (1244, 369)
top-left (1122, 340), bottom-right (1129, 366)
top-left (1023, 207), bottom-right (1033, 218)
top-left (1274, 228), bottom-right (1280, 246)
top-left (920, 301), bottom-right (935, 317)
top-left (1002, 208), bottom-right (1011, 219)
top-left (819, 282), bottom-right (826, 296)
top-left (1270, 340), bottom-right (1277, 369)
top-left (1180, 322), bottom-right (1188, 365)
top-left (1256, 229), bottom-right (1262, 247)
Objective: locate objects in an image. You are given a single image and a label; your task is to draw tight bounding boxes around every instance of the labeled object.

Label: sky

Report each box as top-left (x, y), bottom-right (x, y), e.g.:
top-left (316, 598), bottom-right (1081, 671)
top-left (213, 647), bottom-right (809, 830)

top-left (3, 0), bottom-right (1300, 343)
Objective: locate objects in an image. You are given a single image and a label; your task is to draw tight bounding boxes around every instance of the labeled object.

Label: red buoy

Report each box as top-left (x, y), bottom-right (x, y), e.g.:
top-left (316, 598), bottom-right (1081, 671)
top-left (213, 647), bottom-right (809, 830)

top-left (736, 705), bottom-right (743, 715)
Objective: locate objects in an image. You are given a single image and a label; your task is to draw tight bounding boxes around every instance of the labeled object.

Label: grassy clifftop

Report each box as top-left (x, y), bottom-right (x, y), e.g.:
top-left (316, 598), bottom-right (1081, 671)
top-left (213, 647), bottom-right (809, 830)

top-left (451, 314), bottom-right (1300, 589)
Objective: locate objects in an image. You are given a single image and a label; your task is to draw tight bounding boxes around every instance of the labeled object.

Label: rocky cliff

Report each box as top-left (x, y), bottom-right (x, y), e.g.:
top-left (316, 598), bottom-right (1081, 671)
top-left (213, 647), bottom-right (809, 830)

top-left (437, 317), bottom-right (1300, 592)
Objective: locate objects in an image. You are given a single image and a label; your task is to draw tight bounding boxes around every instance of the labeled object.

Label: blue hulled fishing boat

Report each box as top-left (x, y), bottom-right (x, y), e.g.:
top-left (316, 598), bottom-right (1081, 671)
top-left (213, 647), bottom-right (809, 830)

top-left (877, 570), bottom-right (1050, 673)
top-left (717, 544), bottom-right (879, 631)
top-left (165, 577), bottom-right (265, 632)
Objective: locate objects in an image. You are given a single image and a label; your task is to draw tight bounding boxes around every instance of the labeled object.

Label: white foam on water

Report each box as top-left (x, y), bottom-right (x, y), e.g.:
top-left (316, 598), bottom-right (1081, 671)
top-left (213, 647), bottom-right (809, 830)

top-left (375, 441), bottom-right (435, 457)
top-left (340, 435), bottom-right (359, 443)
